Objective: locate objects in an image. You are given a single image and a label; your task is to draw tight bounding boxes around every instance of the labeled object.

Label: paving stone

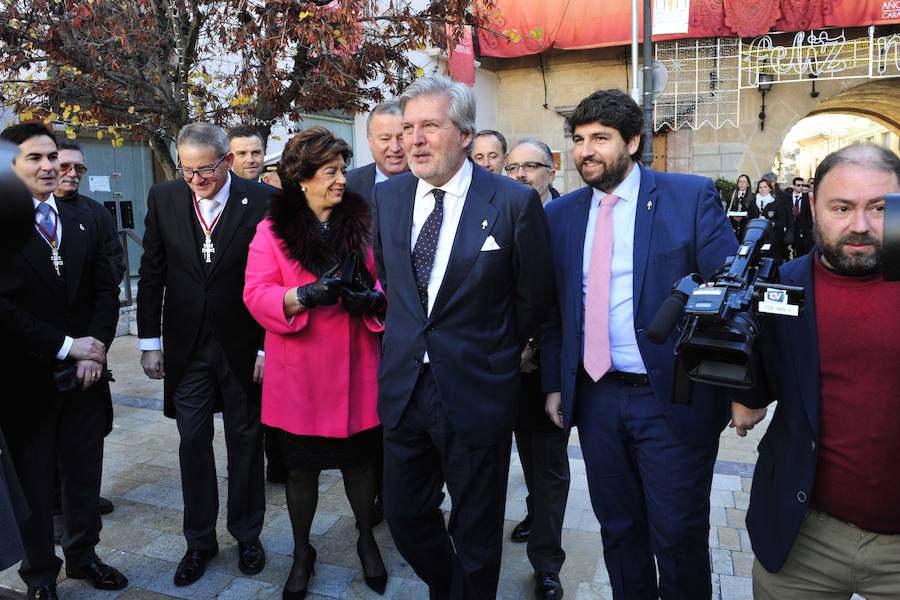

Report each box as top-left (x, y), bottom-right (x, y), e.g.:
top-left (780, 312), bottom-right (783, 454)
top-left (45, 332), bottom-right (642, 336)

top-left (216, 577), bottom-right (279, 599)
top-left (732, 551), bottom-right (755, 577)
top-left (717, 526), bottom-right (742, 551)
top-left (710, 547), bottom-right (734, 575)
top-left (720, 573), bottom-right (754, 600)
top-left (712, 473), bottom-right (743, 491)
top-left (710, 488), bottom-right (735, 508)
top-left (726, 508), bottom-right (748, 529)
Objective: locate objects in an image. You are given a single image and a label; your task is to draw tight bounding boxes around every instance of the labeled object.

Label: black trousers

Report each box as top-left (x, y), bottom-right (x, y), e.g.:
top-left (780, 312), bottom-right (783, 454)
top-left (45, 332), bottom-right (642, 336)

top-left (514, 423), bottom-right (571, 573)
top-left (4, 385), bottom-right (105, 587)
top-left (171, 333), bottom-right (265, 550)
top-left (383, 367), bottom-right (511, 600)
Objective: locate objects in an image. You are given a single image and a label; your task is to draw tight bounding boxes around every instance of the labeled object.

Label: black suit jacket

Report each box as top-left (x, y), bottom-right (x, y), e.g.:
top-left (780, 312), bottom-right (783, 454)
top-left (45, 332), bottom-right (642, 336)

top-left (136, 176), bottom-right (271, 417)
top-left (57, 192), bottom-right (126, 284)
top-left (346, 162), bottom-right (378, 204)
top-left (373, 163), bottom-right (554, 447)
top-left (734, 253), bottom-right (823, 572)
top-left (0, 181), bottom-right (34, 570)
top-left (748, 194), bottom-right (789, 262)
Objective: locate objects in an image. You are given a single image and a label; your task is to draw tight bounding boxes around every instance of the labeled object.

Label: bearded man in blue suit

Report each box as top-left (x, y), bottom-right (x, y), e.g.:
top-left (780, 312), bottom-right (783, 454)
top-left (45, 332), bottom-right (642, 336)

top-left (541, 90), bottom-right (737, 599)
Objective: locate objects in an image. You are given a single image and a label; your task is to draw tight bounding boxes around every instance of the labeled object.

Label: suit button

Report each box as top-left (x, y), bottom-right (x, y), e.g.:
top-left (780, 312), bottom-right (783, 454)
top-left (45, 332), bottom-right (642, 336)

top-left (810, 441), bottom-right (816, 451)
top-left (414, 357), bottom-right (421, 365)
top-left (797, 491), bottom-right (807, 503)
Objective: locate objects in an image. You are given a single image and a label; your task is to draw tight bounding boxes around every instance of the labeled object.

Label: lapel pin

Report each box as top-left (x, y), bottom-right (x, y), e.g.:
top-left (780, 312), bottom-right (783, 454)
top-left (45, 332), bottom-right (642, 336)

top-left (241, 197), bottom-right (248, 205)
top-left (647, 200), bottom-right (653, 211)
top-left (79, 223), bottom-right (85, 230)
top-left (481, 219), bottom-right (488, 230)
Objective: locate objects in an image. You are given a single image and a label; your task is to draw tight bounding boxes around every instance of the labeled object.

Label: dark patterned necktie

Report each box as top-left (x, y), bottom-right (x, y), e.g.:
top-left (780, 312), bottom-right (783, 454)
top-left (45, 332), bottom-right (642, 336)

top-left (411, 189), bottom-right (445, 310)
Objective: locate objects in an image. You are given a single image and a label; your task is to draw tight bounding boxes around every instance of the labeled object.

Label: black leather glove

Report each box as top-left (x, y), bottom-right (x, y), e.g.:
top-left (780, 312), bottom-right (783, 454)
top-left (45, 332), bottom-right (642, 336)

top-left (296, 276), bottom-right (342, 308)
top-left (341, 286), bottom-right (386, 316)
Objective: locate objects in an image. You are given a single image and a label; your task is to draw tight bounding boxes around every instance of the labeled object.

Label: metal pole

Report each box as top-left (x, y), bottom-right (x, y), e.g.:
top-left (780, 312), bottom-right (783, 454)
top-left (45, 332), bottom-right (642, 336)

top-left (641, 0), bottom-right (654, 166)
top-left (631, 0), bottom-right (640, 103)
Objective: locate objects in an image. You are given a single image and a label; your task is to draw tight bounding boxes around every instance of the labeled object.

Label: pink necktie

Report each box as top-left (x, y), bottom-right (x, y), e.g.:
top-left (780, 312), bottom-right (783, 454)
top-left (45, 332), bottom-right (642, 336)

top-left (584, 193), bottom-right (619, 382)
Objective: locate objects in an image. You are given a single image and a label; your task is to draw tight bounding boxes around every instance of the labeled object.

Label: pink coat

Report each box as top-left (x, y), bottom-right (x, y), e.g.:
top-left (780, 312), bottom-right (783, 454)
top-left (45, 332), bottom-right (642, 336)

top-left (243, 218), bottom-right (383, 438)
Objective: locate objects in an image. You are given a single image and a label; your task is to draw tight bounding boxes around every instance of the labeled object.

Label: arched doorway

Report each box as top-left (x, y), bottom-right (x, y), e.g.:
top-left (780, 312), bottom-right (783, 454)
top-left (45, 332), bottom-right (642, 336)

top-left (737, 78), bottom-right (900, 181)
top-left (778, 113), bottom-right (900, 181)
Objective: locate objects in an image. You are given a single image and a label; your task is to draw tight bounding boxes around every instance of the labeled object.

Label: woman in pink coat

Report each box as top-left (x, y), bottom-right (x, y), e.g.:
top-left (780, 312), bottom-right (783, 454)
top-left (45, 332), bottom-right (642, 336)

top-left (243, 127), bottom-right (387, 599)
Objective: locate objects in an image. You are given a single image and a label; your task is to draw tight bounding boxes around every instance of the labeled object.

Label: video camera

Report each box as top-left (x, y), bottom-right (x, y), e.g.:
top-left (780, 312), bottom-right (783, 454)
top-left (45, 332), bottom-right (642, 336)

top-left (647, 218), bottom-right (805, 391)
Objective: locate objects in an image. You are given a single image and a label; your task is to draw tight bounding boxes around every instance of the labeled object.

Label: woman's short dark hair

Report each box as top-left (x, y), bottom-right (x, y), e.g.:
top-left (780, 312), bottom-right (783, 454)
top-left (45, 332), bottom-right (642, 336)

top-left (278, 127), bottom-right (352, 191)
top-left (567, 89), bottom-right (644, 160)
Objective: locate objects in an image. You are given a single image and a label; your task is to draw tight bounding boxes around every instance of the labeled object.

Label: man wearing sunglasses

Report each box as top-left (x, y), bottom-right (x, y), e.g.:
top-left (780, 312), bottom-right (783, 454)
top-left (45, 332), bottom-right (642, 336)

top-left (136, 123), bottom-right (272, 587)
top-left (49, 139), bottom-right (124, 544)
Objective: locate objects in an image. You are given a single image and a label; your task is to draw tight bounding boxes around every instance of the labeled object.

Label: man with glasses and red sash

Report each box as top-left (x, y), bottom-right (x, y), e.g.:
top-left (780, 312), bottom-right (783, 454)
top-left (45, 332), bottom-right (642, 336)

top-left (136, 123), bottom-right (272, 588)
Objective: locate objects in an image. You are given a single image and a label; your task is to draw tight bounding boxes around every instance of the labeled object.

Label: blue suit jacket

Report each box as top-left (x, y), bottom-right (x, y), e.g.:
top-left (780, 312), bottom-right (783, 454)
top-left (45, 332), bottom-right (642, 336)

top-left (373, 163), bottom-right (554, 447)
top-left (346, 162), bottom-right (377, 204)
top-left (541, 166), bottom-right (738, 445)
top-left (738, 252), bottom-right (823, 573)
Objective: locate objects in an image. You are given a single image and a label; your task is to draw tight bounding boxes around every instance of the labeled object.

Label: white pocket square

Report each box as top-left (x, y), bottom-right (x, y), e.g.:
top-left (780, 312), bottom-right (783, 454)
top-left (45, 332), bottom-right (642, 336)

top-left (480, 235), bottom-right (501, 251)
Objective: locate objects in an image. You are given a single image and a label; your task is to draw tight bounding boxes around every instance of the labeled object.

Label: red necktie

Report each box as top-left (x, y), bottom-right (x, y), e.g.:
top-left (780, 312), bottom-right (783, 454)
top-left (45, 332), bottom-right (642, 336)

top-left (584, 194), bottom-right (619, 381)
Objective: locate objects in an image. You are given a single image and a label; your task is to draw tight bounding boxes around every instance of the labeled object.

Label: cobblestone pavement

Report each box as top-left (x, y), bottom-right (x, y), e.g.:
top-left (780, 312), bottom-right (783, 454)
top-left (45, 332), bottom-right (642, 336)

top-left (1, 337), bottom-right (776, 599)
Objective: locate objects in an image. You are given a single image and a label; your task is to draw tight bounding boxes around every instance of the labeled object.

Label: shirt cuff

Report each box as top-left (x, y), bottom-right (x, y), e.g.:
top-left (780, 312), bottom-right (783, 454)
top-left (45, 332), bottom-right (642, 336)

top-left (139, 338), bottom-right (162, 351)
top-left (257, 350), bottom-right (265, 357)
top-left (56, 336), bottom-right (74, 360)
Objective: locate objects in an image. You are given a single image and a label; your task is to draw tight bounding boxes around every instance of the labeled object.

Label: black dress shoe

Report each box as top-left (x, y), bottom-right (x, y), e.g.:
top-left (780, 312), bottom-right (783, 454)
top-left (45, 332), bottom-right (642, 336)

top-left (27, 584), bottom-right (58, 600)
top-left (66, 559), bottom-right (128, 590)
top-left (511, 514), bottom-right (532, 543)
top-left (174, 547), bottom-right (218, 587)
top-left (535, 571), bottom-right (563, 600)
top-left (283, 547), bottom-right (316, 600)
top-left (98, 496), bottom-right (114, 515)
top-left (238, 539), bottom-right (266, 575)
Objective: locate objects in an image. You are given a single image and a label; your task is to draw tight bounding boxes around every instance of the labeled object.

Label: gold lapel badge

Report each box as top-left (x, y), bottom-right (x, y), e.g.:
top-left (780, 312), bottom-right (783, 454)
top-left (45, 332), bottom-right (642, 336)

top-left (647, 200), bottom-right (653, 211)
top-left (241, 197), bottom-right (248, 205)
top-left (481, 219), bottom-right (488, 230)
top-left (79, 223), bottom-right (85, 230)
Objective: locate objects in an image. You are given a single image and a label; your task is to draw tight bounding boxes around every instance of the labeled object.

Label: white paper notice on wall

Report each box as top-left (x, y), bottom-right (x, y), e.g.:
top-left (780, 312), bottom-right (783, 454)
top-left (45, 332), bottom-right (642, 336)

top-left (653, 0), bottom-right (691, 35)
top-left (88, 176), bottom-right (111, 193)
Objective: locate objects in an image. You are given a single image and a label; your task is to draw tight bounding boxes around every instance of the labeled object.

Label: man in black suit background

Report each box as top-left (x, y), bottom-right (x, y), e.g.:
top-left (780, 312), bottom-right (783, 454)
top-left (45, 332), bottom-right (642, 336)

top-left (52, 139), bottom-right (124, 529)
top-left (373, 76), bottom-right (554, 599)
top-left (137, 123), bottom-right (270, 587)
top-left (0, 123), bottom-right (125, 600)
top-left (785, 176), bottom-right (814, 257)
top-left (503, 137), bottom-right (567, 600)
top-left (345, 101), bottom-right (408, 202)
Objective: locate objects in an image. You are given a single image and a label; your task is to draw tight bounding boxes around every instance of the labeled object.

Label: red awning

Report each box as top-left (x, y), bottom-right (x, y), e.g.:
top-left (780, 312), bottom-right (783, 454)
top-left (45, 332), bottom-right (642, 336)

top-left (478, 0), bottom-right (900, 58)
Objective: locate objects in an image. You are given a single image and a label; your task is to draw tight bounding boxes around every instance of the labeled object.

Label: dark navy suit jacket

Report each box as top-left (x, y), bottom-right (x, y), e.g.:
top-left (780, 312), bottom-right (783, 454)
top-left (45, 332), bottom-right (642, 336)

top-left (540, 166), bottom-right (738, 445)
top-left (373, 163), bottom-right (555, 447)
top-left (737, 252), bottom-right (828, 573)
top-left (346, 162), bottom-right (377, 204)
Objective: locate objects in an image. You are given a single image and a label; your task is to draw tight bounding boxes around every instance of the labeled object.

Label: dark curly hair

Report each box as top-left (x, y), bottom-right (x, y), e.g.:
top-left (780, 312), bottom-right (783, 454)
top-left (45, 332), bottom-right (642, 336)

top-left (567, 89), bottom-right (644, 161)
top-left (278, 126), bottom-right (352, 194)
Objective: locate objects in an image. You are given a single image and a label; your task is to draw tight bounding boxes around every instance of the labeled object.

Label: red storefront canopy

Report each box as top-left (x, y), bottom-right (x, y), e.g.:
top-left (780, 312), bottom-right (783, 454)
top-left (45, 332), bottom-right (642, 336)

top-left (478, 0), bottom-right (900, 58)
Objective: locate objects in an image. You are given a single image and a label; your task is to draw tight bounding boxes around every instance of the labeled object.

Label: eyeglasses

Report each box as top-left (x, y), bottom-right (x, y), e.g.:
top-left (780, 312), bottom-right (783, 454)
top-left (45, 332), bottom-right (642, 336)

top-left (177, 154), bottom-right (227, 180)
top-left (60, 162), bottom-right (87, 176)
top-left (504, 161), bottom-right (551, 174)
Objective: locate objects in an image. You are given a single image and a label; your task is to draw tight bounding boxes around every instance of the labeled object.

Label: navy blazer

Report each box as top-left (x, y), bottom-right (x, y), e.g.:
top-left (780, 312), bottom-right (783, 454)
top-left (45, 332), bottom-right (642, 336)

top-left (540, 166), bottom-right (738, 445)
top-left (373, 163), bottom-right (554, 447)
top-left (346, 162), bottom-right (377, 204)
top-left (737, 252), bottom-right (825, 573)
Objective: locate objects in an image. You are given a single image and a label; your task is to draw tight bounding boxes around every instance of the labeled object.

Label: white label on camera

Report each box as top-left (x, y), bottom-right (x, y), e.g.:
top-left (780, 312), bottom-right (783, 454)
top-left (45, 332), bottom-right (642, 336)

top-left (759, 288), bottom-right (799, 316)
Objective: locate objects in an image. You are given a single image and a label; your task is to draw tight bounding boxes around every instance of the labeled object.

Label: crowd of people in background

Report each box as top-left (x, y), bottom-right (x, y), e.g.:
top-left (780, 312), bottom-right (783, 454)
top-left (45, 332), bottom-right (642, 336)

top-left (720, 171), bottom-right (816, 262)
top-left (1, 74), bottom-right (897, 600)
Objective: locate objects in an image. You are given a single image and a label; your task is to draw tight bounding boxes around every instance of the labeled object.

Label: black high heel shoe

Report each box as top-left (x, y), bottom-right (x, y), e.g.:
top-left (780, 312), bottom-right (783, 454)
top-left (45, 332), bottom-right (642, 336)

top-left (283, 547), bottom-right (316, 600)
top-left (356, 540), bottom-right (387, 595)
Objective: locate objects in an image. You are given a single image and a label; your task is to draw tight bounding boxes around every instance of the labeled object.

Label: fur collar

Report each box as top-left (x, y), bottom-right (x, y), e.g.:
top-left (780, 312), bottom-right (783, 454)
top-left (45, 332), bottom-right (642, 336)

top-left (268, 189), bottom-right (372, 276)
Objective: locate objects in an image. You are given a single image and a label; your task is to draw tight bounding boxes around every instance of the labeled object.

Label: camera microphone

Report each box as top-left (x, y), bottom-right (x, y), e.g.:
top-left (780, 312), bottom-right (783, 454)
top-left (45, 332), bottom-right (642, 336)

top-left (648, 296), bottom-right (687, 344)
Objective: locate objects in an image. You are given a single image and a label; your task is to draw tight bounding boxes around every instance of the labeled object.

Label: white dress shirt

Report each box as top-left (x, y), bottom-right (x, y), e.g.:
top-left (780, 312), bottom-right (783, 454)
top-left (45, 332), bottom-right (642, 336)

top-left (34, 196), bottom-right (73, 360)
top-left (138, 175), bottom-right (232, 352)
top-left (581, 163), bottom-right (647, 374)
top-left (410, 159), bottom-right (473, 362)
top-left (374, 165), bottom-right (389, 185)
